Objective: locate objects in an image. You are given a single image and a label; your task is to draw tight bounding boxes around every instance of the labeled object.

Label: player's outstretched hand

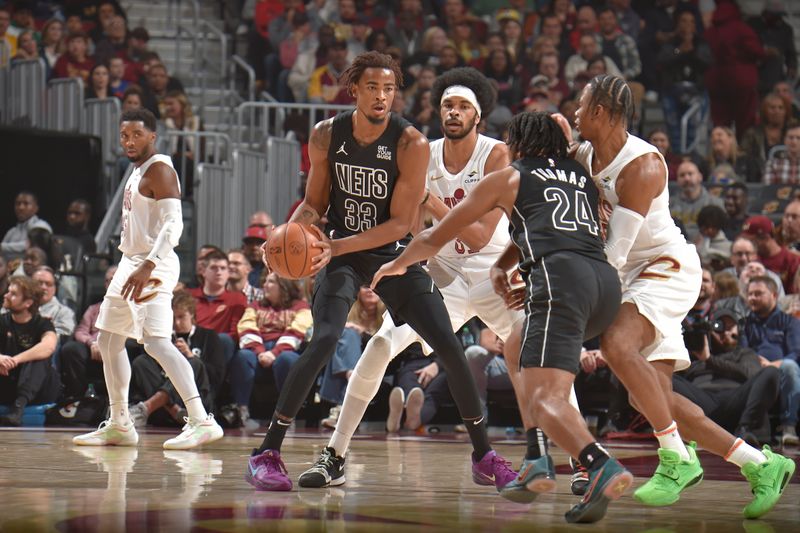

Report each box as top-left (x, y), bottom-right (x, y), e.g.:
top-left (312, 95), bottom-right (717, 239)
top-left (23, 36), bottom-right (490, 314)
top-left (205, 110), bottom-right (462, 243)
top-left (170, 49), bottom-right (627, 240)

top-left (370, 260), bottom-right (407, 289)
top-left (121, 260), bottom-right (155, 301)
top-left (309, 224), bottom-right (332, 275)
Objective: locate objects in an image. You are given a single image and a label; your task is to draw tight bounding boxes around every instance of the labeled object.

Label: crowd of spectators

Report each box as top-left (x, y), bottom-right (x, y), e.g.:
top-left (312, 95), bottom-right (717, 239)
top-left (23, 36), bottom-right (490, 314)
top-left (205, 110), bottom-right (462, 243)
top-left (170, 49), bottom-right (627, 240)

top-left (0, 0), bottom-right (198, 187)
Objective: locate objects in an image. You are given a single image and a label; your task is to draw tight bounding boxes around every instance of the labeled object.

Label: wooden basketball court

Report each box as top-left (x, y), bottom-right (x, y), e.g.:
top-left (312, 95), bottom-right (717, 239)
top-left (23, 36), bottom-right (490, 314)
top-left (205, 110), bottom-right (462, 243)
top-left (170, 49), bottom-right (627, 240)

top-left (1, 427), bottom-right (797, 531)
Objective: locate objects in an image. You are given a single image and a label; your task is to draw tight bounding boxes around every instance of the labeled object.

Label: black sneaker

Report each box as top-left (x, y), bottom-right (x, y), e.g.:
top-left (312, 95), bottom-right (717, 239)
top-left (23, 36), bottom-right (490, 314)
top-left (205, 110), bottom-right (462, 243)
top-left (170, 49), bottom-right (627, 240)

top-left (0, 405), bottom-right (23, 427)
top-left (298, 447), bottom-right (346, 488)
top-left (570, 457), bottom-right (590, 496)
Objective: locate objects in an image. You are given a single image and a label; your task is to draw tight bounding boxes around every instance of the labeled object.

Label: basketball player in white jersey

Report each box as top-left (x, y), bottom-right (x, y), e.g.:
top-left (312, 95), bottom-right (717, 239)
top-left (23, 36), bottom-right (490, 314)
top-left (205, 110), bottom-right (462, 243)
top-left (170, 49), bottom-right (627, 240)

top-left (553, 75), bottom-right (793, 518)
top-left (73, 109), bottom-right (223, 450)
top-left (297, 67), bottom-right (547, 489)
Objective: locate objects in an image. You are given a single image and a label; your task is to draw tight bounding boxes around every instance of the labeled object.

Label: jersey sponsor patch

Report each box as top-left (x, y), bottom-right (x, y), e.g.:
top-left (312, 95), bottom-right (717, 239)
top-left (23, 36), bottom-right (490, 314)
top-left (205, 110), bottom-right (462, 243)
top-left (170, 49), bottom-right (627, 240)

top-left (377, 145), bottom-right (392, 161)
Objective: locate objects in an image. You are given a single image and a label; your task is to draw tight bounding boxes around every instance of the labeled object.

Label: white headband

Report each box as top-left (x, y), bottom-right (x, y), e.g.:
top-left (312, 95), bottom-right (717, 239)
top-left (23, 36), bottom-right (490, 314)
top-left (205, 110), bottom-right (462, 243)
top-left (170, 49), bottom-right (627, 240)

top-left (441, 85), bottom-right (482, 117)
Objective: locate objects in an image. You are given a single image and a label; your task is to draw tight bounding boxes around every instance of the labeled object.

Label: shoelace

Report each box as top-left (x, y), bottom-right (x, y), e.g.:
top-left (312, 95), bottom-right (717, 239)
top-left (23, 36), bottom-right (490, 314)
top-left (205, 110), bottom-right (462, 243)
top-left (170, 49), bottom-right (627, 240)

top-left (265, 454), bottom-right (288, 475)
top-left (94, 419), bottom-right (113, 432)
top-left (316, 449), bottom-right (338, 470)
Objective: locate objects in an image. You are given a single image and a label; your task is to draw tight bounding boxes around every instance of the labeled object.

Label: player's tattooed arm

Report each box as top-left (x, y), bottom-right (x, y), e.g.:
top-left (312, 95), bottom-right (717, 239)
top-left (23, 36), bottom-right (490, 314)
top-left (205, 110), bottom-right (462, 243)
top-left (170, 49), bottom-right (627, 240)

top-left (290, 118), bottom-right (333, 227)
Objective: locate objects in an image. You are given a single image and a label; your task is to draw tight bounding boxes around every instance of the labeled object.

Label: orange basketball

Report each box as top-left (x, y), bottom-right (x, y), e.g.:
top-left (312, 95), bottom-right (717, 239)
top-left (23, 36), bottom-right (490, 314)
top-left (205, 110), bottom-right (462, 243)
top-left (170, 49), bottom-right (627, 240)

top-left (266, 222), bottom-right (322, 279)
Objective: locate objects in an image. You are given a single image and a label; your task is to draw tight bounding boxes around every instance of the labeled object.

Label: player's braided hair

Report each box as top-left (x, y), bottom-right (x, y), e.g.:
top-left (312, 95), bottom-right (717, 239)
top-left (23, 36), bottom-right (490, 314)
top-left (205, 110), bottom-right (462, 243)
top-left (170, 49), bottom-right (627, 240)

top-left (586, 74), bottom-right (633, 126)
top-left (340, 51), bottom-right (404, 93)
top-left (506, 112), bottom-right (568, 159)
top-left (430, 67), bottom-right (496, 117)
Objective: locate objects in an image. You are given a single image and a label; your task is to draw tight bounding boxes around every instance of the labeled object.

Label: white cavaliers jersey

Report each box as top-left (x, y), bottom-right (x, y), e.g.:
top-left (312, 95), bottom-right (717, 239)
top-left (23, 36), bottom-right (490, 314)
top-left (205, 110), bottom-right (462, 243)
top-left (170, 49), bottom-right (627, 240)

top-left (119, 154), bottom-right (181, 257)
top-left (575, 134), bottom-right (686, 269)
top-left (427, 134), bottom-right (508, 271)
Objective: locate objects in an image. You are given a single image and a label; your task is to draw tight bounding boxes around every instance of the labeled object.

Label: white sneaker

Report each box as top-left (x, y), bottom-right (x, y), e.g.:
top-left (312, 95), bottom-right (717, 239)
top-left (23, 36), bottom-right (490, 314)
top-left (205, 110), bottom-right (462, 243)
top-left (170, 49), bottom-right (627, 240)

top-left (73, 419), bottom-right (139, 446)
top-left (386, 387), bottom-right (404, 433)
top-left (782, 425), bottom-right (799, 446)
top-left (404, 387), bottom-right (424, 430)
top-left (321, 405), bottom-right (341, 429)
top-left (129, 402), bottom-right (149, 428)
top-left (163, 414), bottom-right (224, 450)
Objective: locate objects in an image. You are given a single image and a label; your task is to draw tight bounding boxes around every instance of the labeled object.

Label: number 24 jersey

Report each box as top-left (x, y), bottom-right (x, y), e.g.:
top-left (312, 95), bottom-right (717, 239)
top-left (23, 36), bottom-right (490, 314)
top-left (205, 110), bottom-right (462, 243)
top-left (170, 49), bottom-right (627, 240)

top-left (509, 156), bottom-right (607, 273)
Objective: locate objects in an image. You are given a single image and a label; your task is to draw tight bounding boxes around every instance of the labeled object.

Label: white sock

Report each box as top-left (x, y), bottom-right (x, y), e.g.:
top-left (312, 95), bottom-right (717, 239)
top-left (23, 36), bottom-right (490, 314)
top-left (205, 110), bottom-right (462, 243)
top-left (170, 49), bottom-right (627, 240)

top-left (142, 336), bottom-right (208, 421)
top-left (726, 438), bottom-right (767, 467)
top-left (98, 331), bottom-right (132, 426)
top-left (654, 421), bottom-right (690, 461)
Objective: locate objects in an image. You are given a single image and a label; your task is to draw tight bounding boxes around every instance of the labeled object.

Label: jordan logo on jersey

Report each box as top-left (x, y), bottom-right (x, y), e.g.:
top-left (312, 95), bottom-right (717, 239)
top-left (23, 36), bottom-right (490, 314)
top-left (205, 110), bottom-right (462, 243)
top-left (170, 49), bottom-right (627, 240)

top-left (336, 142), bottom-right (348, 156)
top-left (376, 145), bottom-right (392, 161)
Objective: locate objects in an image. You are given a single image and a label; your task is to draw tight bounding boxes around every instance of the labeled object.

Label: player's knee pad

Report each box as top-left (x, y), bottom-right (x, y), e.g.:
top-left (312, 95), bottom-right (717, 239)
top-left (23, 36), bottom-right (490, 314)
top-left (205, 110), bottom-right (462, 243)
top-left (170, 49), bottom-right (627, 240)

top-left (346, 336), bottom-right (393, 402)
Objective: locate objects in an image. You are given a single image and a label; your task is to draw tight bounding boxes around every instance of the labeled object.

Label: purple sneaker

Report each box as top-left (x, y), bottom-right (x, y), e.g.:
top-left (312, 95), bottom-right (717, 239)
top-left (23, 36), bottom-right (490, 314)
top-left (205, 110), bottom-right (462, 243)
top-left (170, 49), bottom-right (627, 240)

top-left (246, 449), bottom-right (293, 491)
top-left (472, 450), bottom-right (518, 490)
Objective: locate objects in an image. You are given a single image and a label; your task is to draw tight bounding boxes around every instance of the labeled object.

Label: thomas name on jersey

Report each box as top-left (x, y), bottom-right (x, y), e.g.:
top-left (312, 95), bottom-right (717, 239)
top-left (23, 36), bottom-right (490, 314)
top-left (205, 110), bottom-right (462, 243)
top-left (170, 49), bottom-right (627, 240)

top-left (530, 162), bottom-right (588, 190)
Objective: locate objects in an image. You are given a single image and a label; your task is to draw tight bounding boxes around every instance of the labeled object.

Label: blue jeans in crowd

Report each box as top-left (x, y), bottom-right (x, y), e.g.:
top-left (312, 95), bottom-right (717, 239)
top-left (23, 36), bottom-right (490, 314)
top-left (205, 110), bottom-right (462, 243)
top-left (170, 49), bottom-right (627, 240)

top-left (228, 340), bottom-right (300, 408)
top-left (779, 358), bottom-right (800, 427)
top-left (318, 327), bottom-right (363, 405)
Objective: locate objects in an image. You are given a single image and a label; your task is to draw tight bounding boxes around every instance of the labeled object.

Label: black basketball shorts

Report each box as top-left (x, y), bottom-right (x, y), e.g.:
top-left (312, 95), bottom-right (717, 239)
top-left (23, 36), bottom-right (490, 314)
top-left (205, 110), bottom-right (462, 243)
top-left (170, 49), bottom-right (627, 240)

top-left (519, 251), bottom-right (621, 374)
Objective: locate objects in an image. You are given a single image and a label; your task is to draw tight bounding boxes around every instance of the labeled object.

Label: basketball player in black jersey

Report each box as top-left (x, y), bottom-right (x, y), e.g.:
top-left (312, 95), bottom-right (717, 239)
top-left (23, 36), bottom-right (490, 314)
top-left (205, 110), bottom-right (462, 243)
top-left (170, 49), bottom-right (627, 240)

top-left (245, 51), bottom-right (516, 493)
top-left (373, 112), bottom-right (633, 523)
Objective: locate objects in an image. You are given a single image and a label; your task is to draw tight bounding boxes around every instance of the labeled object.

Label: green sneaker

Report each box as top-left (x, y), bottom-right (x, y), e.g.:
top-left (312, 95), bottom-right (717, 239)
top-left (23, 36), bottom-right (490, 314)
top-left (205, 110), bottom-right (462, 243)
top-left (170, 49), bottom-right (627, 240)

top-left (499, 455), bottom-right (556, 504)
top-left (633, 442), bottom-right (703, 506)
top-left (741, 446), bottom-right (796, 519)
top-left (564, 457), bottom-right (634, 523)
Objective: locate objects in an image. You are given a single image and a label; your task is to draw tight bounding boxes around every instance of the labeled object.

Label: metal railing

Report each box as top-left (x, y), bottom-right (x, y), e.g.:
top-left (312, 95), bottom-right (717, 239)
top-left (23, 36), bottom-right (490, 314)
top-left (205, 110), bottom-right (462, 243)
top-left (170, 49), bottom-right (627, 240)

top-left (47, 77), bottom-right (83, 132)
top-left (193, 20), bottom-right (228, 122)
top-left (265, 136), bottom-right (302, 223)
top-left (232, 148), bottom-right (268, 241)
top-left (158, 130), bottom-right (232, 193)
top-left (167, 0), bottom-right (200, 35)
top-left (680, 97), bottom-right (708, 155)
top-left (82, 97), bottom-right (122, 205)
top-left (175, 20), bottom-right (229, 122)
top-left (8, 58), bottom-right (45, 128)
top-left (194, 163), bottom-right (235, 251)
top-left (235, 99), bottom-right (352, 147)
top-left (228, 54), bottom-right (255, 129)
top-left (95, 163), bottom-right (133, 254)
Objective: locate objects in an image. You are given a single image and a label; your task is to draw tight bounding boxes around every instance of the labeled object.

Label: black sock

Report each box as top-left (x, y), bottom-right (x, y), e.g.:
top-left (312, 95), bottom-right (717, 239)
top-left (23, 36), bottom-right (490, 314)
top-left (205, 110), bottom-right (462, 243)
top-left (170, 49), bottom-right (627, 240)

top-left (525, 427), bottom-right (548, 460)
top-left (14, 397), bottom-right (28, 410)
top-left (257, 413), bottom-right (292, 454)
top-left (466, 416), bottom-right (492, 461)
top-left (578, 442), bottom-right (610, 472)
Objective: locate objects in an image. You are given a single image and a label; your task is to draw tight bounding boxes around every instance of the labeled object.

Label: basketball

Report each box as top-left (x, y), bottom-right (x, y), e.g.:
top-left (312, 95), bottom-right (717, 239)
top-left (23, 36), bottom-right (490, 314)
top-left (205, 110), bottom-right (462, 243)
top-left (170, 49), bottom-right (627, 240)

top-left (266, 222), bottom-right (322, 279)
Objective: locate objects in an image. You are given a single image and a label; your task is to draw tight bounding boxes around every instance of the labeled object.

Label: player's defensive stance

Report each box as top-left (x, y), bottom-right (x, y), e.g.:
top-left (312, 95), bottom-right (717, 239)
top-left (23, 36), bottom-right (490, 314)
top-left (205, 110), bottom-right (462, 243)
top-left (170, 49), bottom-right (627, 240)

top-left (73, 109), bottom-right (223, 450)
top-left (555, 75), bottom-right (795, 519)
top-left (373, 112), bottom-right (632, 523)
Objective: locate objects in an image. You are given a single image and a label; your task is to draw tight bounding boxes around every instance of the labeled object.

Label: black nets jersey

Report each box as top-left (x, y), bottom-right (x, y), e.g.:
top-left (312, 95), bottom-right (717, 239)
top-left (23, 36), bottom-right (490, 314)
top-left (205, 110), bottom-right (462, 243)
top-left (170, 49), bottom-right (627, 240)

top-left (326, 110), bottom-right (412, 253)
top-left (509, 156), bottom-right (607, 272)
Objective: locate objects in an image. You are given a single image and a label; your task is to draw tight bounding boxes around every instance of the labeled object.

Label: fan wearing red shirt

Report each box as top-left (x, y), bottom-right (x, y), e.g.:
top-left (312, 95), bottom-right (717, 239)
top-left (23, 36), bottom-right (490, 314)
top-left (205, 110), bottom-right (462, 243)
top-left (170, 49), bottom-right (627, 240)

top-left (741, 215), bottom-right (800, 294)
top-left (188, 250), bottom-right (247, 366)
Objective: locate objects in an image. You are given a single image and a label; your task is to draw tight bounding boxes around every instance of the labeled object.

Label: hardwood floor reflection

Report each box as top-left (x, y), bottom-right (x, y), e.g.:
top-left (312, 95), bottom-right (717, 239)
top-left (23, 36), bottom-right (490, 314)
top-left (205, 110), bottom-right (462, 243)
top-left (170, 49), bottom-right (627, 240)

top-left (0, 427), bottom-right (797, 532)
